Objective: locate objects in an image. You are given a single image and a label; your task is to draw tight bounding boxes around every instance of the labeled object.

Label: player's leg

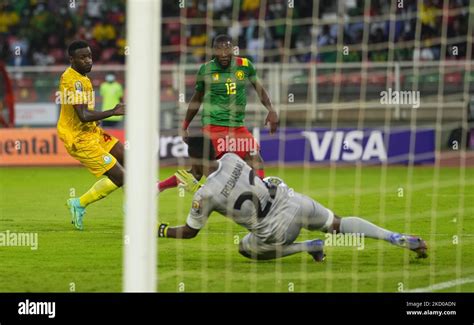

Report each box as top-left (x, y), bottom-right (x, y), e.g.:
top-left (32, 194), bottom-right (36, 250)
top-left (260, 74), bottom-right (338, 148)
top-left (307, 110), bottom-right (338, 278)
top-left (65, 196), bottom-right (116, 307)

top-left (243, 151), bottom-right (265, 178)
top-left (68, 163), bottom-right (123, 230)
top-left (299, 194), bottom-right (428, 258)
top-left (67, 141), bottom-right (123, 230)
top-left (238, 232), bottom-right (324, 261)
top-left (232, 126), bottom-right (265, 178)
top-left (78, 132), bottom-right (124, 204)
top-left (109, 141), bottom-right (125, 166)
top-left (236, 189), bottom-right (327, 261)
top-left (77, 164), bottom-right (123, 207)
top-left (238, 210), bottom-right (324, 261)
top-left (100, 130), bottom-right (124, 165)
top-left (329, 215), bottom-right (427, 258)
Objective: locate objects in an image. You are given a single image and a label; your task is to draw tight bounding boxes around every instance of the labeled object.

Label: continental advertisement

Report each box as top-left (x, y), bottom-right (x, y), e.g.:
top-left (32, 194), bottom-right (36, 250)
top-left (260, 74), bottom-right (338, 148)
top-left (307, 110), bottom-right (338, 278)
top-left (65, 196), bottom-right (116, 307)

top-left (0, 128), bottom-right (125, 166)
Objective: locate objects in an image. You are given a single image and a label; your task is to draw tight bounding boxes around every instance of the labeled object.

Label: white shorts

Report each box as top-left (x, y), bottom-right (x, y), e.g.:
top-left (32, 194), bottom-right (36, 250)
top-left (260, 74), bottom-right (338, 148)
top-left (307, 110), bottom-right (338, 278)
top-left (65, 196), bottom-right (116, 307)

top-left (240, 193), bottom-right (334, 255)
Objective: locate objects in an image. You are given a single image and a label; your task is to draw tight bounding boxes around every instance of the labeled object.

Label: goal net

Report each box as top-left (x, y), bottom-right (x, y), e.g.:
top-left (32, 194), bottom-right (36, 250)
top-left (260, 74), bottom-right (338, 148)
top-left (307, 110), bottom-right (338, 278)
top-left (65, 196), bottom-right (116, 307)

top-left (155, 0), bottom-right (473, 293)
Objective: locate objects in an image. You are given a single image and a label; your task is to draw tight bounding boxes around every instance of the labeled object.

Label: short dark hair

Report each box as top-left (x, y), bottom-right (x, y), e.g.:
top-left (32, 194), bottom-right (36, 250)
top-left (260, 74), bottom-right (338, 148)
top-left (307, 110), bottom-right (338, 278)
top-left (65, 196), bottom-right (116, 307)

top-left (212, 34), bottom-right (233, 47)
top-left (68, 40), bottom-right (90, 56)
top-left (187, 136), bottom-right (215, 160)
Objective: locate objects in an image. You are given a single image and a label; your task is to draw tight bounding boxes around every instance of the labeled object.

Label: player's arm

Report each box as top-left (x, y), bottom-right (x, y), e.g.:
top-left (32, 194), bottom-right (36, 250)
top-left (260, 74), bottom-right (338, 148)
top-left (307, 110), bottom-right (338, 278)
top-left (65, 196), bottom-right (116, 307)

top-left (159, 191), bottom-right (210, 239)
top-left (250, 77), bottom-right (278, 134)
top-left (74, 103), bottom-right (125, 123)
top-left (158, 223), bottom-right (199, 239)
top-left (181, 64), bottom-right (206, 139)
top-left (182, 90), bottom-right (204, 132)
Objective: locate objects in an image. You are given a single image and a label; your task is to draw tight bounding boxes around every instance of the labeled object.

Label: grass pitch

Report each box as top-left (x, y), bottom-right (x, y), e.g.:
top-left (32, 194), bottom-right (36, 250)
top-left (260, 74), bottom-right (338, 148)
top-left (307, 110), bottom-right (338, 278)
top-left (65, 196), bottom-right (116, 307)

top-left (0, 165), bottom-right (473, 292)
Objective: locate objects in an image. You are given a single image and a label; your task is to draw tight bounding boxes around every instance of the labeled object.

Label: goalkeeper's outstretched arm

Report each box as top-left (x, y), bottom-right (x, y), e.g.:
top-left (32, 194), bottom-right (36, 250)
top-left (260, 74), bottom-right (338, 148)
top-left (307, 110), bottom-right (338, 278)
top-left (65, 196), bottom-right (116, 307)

top-left (158, 223), bottom-right (199, 239)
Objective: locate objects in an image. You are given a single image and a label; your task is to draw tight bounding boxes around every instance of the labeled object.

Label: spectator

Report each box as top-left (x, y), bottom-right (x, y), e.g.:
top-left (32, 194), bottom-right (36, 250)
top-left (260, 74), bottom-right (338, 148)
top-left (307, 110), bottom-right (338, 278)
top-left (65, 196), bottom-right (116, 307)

top-left (0, 3), bottom-right (20, 33)
top-left (100, 73), bottom-right (124, 128)
top-left (188, 26), bottom-right (207, 63)
top-left (419, 0), bottom-right (438, 38)
top-left (247, 27), bottom-right (265, 62)
top-left (1, 0), bottom-right (470, 65)
top-left (32, 46), bottom-right (55, 65)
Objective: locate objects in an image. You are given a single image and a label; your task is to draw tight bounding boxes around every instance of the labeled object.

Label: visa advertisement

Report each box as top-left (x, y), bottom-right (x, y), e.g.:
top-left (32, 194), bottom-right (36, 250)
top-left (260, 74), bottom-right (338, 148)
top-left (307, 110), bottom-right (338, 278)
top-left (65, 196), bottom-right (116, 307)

top-left (259, 128), bottom-right (435, 164)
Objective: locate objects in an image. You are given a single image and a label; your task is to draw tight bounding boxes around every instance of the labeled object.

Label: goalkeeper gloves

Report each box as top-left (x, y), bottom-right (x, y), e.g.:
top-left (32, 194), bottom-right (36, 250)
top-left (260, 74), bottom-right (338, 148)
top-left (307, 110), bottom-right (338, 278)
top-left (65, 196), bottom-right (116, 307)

top-left (175, 170), bottom-right (202, 193)
top-left (158, 223), bottom-right (169, 238)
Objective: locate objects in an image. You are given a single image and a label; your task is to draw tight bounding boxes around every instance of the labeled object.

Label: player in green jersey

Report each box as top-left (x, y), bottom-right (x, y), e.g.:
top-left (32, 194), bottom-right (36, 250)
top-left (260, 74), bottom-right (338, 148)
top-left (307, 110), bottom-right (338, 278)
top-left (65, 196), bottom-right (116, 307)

top-left (158, 34), bottom-right (278, 193)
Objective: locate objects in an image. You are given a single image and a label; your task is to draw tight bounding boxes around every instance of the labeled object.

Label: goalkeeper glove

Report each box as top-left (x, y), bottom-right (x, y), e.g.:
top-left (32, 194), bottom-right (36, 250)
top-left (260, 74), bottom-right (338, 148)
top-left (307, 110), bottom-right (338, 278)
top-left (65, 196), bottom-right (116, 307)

top-left (175, 169), bottom-right (202, 193)
top-left (158, 223), bottom-right (169, 238)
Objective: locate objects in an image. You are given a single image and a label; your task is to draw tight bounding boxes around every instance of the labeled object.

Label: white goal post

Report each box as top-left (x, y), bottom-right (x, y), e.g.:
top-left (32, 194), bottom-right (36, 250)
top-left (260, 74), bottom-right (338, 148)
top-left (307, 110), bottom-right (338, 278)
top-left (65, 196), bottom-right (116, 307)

top-left (124, 0), bottom-right (161, 292)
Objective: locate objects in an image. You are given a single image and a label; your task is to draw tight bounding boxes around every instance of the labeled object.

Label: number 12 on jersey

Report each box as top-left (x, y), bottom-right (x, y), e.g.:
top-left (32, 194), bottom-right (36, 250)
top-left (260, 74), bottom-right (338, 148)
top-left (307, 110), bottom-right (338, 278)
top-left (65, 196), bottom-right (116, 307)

top-left (225, 82), bottom-right (236, 95)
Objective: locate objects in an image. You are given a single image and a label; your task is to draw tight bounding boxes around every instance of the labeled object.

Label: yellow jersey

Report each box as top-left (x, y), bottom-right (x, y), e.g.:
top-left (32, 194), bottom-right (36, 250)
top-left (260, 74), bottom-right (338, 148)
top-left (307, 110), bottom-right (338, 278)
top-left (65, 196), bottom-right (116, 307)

top-left (57, 67), bottom-right (99, 146)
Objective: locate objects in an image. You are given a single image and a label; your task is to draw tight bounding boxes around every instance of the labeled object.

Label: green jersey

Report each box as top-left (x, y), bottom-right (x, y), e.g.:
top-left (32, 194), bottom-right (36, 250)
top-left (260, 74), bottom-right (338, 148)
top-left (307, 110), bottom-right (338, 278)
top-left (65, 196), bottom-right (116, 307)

top-left (195, 57), bottom-right (257, 127)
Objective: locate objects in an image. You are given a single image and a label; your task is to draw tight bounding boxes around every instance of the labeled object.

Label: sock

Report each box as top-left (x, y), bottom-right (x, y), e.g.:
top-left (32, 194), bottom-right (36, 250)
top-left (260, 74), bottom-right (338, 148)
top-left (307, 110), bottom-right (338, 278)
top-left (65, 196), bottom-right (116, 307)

top-left (79, 177), bottom-right (119, 207)
top-left (340, 217), bottom-right (393, 242)
top-left (256, 169), bottom-right (265, 179)
top-left (158, 175), bottom-right (178, 192)
top-left (247, 240), bottom-right (321, 260)
top-left (280, 240), bottom-right (322, 256)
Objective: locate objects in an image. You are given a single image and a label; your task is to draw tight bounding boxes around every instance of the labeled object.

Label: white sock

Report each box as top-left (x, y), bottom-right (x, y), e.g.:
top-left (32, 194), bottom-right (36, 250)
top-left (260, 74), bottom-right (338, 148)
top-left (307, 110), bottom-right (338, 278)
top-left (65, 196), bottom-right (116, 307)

top-left (340, 217), bottom-right (394, 242)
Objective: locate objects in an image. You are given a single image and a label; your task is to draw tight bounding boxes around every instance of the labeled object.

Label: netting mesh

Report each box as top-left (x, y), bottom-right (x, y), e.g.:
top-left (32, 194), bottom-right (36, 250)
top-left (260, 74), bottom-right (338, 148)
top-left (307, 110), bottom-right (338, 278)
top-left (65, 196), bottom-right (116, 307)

top-left (156, 0), bottom-right (474, 292)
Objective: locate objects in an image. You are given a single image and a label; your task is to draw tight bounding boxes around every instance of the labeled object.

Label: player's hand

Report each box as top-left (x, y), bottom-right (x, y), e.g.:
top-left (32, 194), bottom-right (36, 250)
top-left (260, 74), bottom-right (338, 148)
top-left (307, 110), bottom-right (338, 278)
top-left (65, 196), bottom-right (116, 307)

top-left (265, 111), bottom-right (278, 134)
top-left (113, 103), bottom-right (125, 115)
top-left (180, 129), bottom-right (189, 144)
top-left (175, 170), bottom-right (202, 193)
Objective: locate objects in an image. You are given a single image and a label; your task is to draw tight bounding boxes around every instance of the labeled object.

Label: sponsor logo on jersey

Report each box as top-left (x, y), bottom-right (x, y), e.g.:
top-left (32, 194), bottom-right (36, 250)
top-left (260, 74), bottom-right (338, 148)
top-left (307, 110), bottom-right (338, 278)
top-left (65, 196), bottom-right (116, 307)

top-left (192, 200), bottom-right (201, 214)
top-left (75, 81), bottom-right (83, 92)
top-left (103, 155), bottom-right (112, 164)
top-left (235, 70), bottom-right (245, 80)
top-left (226, 78), bottom-right (233, 83)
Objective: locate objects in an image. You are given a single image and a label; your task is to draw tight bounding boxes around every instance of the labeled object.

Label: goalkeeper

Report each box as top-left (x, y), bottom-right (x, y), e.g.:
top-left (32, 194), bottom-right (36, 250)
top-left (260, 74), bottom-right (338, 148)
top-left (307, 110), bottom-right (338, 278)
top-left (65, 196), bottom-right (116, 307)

top-left (157, 136), bottom-right (428, 261)
top-left (158, 34), bottom-right (278, 194)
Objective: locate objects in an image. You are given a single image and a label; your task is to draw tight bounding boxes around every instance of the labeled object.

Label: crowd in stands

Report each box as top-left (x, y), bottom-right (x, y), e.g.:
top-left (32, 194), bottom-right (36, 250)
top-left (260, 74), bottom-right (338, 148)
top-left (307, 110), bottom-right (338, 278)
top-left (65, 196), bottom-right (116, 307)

top-left (0, 0), bottom-right (126, 66)
top-left (0, 0), bottom-right (471, 66)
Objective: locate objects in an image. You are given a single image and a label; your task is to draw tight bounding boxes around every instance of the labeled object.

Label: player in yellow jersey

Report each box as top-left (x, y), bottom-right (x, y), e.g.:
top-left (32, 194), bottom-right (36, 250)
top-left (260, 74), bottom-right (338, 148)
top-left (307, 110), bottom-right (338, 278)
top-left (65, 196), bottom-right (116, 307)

top-left (57, 40), bottom-right (125, 230)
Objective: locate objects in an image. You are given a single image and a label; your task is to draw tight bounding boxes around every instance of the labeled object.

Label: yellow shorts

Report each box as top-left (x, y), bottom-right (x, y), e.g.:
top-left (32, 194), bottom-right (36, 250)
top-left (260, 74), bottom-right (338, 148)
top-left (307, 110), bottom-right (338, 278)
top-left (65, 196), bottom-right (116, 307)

top-left (67, 131), bottom-right (119, 177)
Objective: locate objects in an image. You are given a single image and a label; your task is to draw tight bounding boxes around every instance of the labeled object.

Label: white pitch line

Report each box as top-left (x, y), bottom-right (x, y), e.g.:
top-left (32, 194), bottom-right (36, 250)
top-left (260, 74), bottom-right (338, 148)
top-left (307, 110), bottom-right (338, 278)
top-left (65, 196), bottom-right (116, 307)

top-left (407, 277), bottom-right (474, 292)
top-left (425, 194), bottom-right (474, 197)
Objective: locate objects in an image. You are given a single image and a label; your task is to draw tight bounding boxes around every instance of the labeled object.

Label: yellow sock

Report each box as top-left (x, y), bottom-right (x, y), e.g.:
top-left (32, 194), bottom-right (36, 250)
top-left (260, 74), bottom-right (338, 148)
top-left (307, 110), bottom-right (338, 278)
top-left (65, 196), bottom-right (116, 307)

top-left (79, 177), bottom-right (118, 207)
